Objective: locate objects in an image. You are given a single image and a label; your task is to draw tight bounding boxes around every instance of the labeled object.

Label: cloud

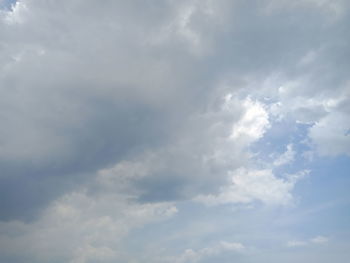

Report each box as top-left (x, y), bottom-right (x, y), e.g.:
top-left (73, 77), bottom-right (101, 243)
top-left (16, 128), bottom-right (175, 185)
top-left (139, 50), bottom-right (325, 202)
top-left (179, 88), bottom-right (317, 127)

top-left (1, 0), bottom-right (348, 221)
top-left (310, 236), bottom-right (329, 244)
top-left (175, 241), bottom-right (245, 263)
top-left (309, 109), bottom-right (350, 156)
top-left (195, 168), bottom-right (308, 206)
top-left (0, 0), bottom-right (349, 262)
top-left (273, 144), bottom-right (295, 167)
top-left (0, 0), bottom-right (223, 220)
top-left (287, 236), bottom-right (329, 247)
top-left (287, 240), bottom-right (308, 247)
top-left (0, 184), bottom-right (178, 262)
top-left (230, 97), bottom-right (270, 144)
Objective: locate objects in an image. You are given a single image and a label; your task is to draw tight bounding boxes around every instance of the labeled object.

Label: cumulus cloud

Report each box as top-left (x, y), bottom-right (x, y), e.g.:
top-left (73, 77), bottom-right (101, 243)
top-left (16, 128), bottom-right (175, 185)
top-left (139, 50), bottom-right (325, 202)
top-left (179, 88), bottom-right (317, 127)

top-left (195, 168), bottom-right (308, 206)
top-left (230, 96), bottom-right (270, 144)
top-left (268, 80), bottom-right (350, 157)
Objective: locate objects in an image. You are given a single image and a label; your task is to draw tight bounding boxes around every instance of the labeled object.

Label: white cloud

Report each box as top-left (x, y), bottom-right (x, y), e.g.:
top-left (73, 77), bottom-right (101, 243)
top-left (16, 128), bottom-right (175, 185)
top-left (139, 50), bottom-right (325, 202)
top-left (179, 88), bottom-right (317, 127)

top-left (310, 236), bottom-right (329, 244)
top-left (309, 111), bottom-right (350, 156)
top-left (2, 1), bottom-right (27, 24)
top-left (287, 236), bottom-right (329, 248)
top-left (273, 144), bottom-right (295, 167)
top-left (219, 241), bottom-right (245, 251)
top-left (287, 240), bottom-right (308, 247)
top-left (175, 241), bottom-right (245, 263)
top-left (195, 168), bottom-right (308, 206)
top-left (230, 97), bottom-right (270, 144)
top-left (263, 77), bottom-right (350, 157)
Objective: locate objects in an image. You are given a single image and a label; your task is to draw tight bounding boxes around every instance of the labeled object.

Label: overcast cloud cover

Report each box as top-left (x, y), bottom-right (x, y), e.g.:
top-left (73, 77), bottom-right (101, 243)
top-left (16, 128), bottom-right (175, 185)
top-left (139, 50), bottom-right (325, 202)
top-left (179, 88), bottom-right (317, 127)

top-left (0, 0), bottom-right (349, 262)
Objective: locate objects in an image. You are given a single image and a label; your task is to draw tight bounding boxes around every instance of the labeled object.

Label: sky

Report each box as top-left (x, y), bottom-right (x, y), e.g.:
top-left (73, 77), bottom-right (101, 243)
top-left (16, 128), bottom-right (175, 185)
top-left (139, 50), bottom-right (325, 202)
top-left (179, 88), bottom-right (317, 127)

top-left (0, 0), bottom-right (349, 262)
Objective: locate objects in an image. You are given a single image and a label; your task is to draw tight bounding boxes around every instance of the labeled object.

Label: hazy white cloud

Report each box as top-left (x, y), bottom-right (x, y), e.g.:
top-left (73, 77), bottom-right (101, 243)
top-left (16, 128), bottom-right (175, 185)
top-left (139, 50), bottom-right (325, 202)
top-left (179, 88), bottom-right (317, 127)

top-left (310, 236), bottom-right (329, 244)
top-left (287, 236), bottom-right (329, 248)
top-left (287, 240), bottom-right (308, 247)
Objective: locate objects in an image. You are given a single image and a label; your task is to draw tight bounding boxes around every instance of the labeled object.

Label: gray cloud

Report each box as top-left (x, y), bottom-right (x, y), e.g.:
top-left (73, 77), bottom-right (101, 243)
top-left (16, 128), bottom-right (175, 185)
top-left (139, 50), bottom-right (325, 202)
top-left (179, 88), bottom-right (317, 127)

top-left (0, 0), bottom-right (350, 262)
top-left (0, 0), bottom-right (348, 218)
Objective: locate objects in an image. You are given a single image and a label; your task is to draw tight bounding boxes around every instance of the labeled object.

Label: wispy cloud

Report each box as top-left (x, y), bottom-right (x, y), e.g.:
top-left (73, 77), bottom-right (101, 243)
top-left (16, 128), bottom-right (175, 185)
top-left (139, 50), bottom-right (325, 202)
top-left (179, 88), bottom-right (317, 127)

top-left (287, 236), bottom-right (329, 247)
